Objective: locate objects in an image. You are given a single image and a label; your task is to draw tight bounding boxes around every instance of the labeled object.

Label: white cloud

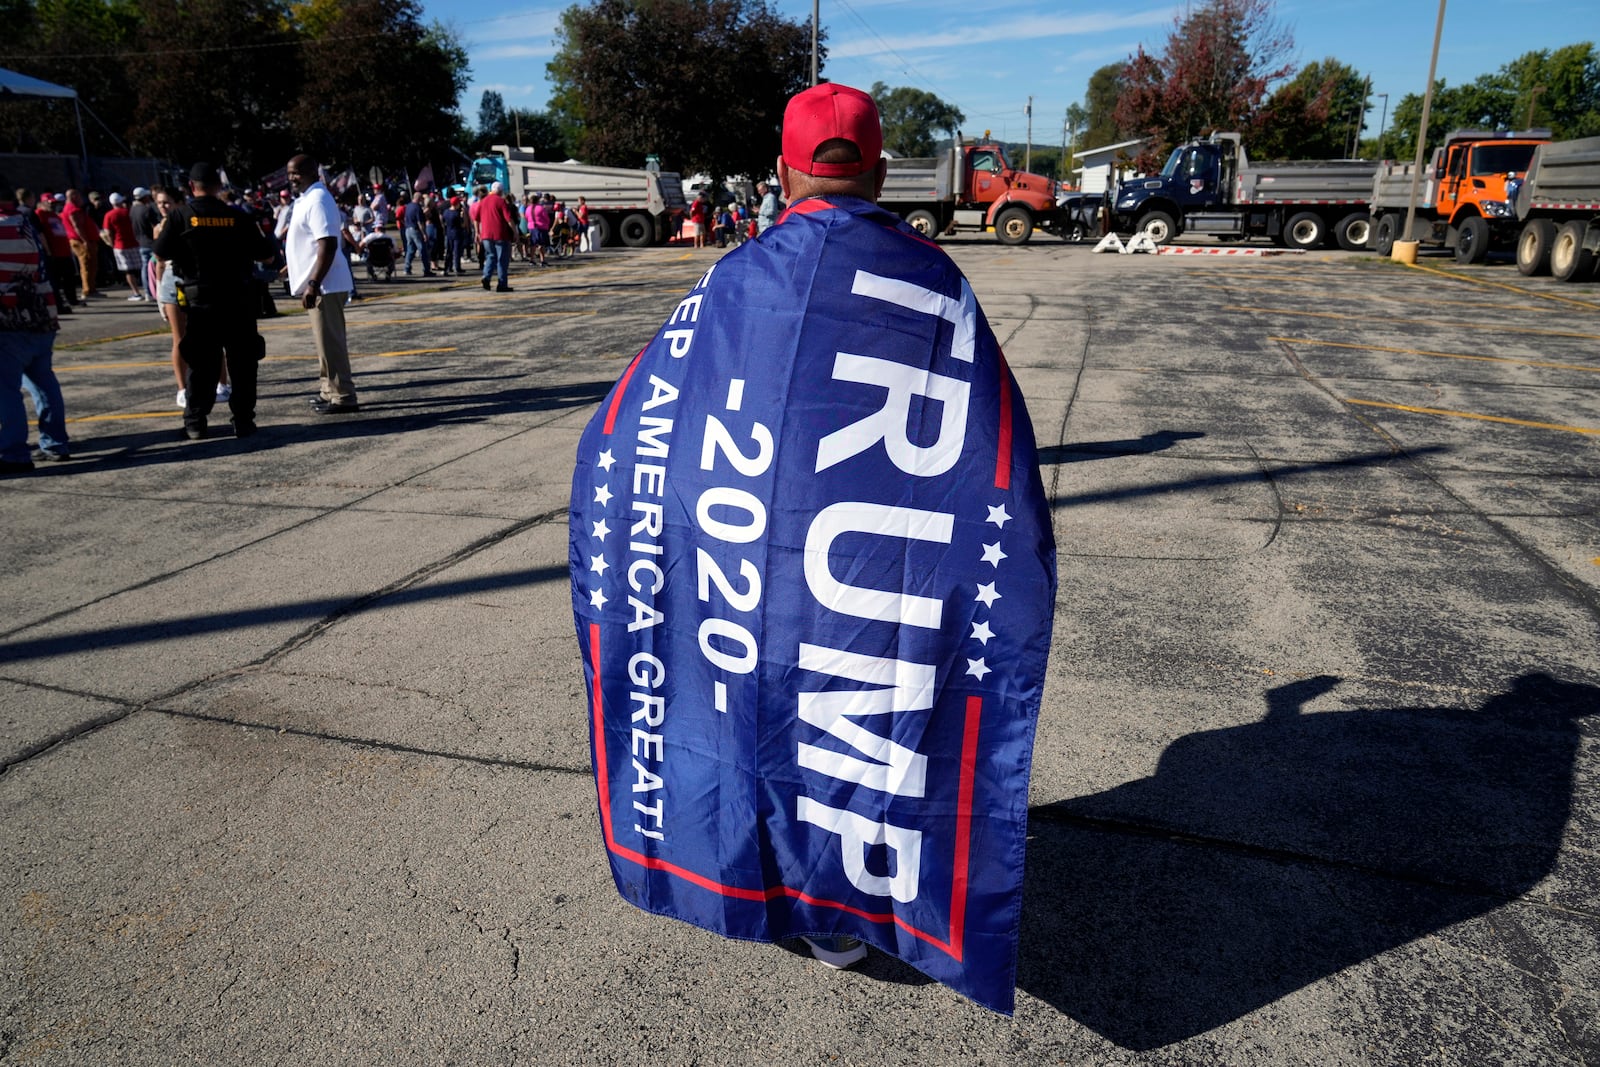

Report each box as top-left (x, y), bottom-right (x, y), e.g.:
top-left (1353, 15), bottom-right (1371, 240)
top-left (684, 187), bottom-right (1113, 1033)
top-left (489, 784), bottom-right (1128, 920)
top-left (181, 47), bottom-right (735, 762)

top-left (477, 43), bottom-right (557, 60)
top-left (477, 83), bottom-right (541, 98)
top-left (828, 8), bottom-right (1173, 59)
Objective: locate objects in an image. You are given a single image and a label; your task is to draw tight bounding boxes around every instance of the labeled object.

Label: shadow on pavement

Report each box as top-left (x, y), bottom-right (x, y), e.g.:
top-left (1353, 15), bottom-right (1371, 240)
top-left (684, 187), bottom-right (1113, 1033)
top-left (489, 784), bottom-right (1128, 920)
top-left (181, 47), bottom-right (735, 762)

top-left (20, 377), bottom-right (614, 480)
top-left (0, 564), bottom-right (570, 664)
top-left (1018, 672), bottom-right (1595, 1049)
top-left (1038, 430), bottom-right (1206, 464)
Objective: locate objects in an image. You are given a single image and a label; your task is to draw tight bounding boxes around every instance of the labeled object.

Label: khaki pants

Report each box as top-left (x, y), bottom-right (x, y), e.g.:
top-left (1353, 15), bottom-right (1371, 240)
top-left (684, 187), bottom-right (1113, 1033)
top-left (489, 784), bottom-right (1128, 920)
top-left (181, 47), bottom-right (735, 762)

top-left (309, 290), bottom-right (356, 404)
top-left (69, 239), bottom-right (99, 295)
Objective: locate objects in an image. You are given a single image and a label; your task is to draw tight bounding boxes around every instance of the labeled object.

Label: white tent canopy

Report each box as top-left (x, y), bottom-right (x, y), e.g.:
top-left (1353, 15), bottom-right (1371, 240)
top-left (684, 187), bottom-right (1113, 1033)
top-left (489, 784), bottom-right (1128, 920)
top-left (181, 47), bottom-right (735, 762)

top-left (0, 67), bottom-right (78, 100)
top-left (1, 66), bottom-right (89, 167)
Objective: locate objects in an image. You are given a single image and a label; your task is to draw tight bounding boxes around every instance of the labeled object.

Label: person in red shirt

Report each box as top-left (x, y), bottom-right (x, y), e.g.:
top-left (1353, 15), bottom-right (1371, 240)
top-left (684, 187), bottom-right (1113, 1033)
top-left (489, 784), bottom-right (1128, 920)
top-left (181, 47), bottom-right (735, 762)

top-left (475, 181), bottom-right (518, 292)
top-left (101, 192), bottom-right (144, 301)
top-left (32, 195), bottom-right (77, 312)
top-left (60, 189), bottom-right (101, 298)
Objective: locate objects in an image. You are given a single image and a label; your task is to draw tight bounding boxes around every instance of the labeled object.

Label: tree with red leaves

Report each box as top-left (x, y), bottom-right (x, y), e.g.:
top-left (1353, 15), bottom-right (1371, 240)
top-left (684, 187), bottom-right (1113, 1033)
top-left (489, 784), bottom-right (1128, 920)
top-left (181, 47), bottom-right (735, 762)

top-left (1113, 0), bottom-right (1294, 170)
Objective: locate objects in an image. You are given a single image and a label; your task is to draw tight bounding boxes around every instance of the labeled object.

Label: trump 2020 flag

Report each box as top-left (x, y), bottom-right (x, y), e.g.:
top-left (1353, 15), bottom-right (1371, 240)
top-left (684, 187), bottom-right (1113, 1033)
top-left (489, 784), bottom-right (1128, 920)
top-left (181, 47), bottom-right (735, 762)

top-left (570, 197), bottom-right (1055, 1014)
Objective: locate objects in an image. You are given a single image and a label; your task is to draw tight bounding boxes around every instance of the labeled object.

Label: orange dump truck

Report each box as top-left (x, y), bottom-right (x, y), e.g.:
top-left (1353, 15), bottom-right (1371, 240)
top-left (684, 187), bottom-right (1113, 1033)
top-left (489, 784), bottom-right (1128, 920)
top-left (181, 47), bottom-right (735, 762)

top-left (1370, 128), bottom-right (1550, 262)
top-left (881, 142), bottom-right (1069, 245)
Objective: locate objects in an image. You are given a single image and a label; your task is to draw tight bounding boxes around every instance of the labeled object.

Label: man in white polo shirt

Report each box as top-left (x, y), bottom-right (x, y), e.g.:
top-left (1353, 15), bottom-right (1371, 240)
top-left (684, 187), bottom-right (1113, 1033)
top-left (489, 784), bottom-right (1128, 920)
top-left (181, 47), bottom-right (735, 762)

top-left (285, 153), bottom-right (359, 414)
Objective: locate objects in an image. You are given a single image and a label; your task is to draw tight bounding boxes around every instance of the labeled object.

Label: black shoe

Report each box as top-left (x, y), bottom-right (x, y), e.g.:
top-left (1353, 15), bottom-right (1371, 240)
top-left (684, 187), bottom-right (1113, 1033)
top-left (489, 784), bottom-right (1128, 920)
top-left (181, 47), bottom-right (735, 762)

top-left (232, 420), bottom-right (257, 438)
top-left (480, 277), bottom-right (490, 291)
top-left (31, 448), bottom-right (71, 462)
top-left (0, 459), bottom-right (35, 475)
top-left (496, 285), bottom-right (513, 292)
top-left (312, 400), bottom-right (360, 415)
top-left (184, 422), bottom-right (208, 440)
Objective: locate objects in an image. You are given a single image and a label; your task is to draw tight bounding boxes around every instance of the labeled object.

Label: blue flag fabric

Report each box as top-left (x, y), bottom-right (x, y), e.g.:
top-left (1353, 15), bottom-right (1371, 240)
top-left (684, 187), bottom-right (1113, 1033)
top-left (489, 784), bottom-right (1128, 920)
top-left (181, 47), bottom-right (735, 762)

top-left (569, 196), bottom-right (1055, 1014)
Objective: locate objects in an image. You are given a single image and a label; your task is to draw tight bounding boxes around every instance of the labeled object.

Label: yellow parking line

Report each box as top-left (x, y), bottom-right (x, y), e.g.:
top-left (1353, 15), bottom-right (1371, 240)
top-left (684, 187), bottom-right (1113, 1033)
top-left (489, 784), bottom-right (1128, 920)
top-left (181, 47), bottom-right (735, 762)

top-left (1346, 398), bottom-right (1599, 435)
top-left (1271, 337), bottom-right (1600, 374)
top-left (1225, 305), bottom-right (1600, 340)
top-left (66, 410), bottom-right (179, 424)
top-left (1403, 261), bottom-right (1600, 312)
top-left (259, 310), bottom-right (594, 331)
top-left (55, 360), bottom-right (172, 371)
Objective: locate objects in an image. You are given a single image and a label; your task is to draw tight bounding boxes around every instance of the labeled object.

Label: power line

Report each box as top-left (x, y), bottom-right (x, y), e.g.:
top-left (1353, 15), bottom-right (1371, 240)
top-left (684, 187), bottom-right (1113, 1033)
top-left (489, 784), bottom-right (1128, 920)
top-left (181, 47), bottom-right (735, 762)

top-left (0, 29), bottom-right (393, 61)
top-left (831, 0), bottom-right (946, 100)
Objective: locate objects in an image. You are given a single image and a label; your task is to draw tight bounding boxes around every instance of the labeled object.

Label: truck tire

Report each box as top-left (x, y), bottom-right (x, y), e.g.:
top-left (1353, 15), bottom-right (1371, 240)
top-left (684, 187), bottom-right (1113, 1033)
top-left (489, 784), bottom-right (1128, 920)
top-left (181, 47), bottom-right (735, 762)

top-left (591, 215), bottom-right (613, 249)
top-left (1334, 212), bottom-right (1371, 252)
top-left (905, 210), bottom-right (939, 239)
top-left (1374, 213), bottom-right (1402, 256)
top-left (1454, 216), bottom-right (1490, 264)
top-left (994, 206), bottom-right (1033, 245)
top-left (1138, 210), bottom-right (1177, 245)
top-left (1551, 221), bottom-right (1597, 282)
top-left (1516, 219), bottom-right (1555, 276)
top-left (619, 212), bottom-right (653, 248)
top-left (1284, 211), bottom-right (1325, 250)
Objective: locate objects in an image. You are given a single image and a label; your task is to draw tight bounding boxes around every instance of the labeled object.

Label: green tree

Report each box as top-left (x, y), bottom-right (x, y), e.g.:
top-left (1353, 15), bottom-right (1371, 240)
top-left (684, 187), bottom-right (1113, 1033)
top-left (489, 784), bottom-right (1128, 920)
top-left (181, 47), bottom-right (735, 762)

top-left (478, 90), bottom-right (508, 140)
top-left (289, 0), bottom-right (469, 172)
top-left (0, 0), bottom-right (140, 156)
top-left (1114, 0), bottom-right (1294, 168)
top-left (1386, 43), bottom-right (1599, 159)
top-left (478, 108), bottom-right (571, 160)
top-left (869, 82), bottom-right (963, 158)
top-left (547, 0), bottom-right (816, 178)
top-left (1250, 58), bottom-right (1368, 158)
top-left (1082, 62), bottom-right (1124, 148)
top-left (125, 0), bottom-right (302, 177)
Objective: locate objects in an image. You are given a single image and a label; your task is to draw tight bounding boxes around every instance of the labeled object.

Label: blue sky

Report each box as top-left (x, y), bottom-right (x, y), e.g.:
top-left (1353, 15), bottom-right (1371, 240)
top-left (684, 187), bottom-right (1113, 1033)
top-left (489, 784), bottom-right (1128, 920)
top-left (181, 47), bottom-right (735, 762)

top-left (425, 0), bottom-right (1596, 152)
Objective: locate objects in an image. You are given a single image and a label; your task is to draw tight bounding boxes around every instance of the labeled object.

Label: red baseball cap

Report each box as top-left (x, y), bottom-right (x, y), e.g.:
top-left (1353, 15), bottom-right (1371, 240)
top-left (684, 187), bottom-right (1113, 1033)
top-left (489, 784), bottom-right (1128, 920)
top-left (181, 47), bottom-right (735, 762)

top-left (782, 83), bottom-right (883, 178)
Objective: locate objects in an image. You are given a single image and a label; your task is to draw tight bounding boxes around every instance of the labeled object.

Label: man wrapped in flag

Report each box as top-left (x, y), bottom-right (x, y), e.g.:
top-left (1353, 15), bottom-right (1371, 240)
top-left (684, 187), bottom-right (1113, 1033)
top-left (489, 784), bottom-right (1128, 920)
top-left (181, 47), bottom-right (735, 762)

top-left (569, 82), bottom-right (1055, 1014)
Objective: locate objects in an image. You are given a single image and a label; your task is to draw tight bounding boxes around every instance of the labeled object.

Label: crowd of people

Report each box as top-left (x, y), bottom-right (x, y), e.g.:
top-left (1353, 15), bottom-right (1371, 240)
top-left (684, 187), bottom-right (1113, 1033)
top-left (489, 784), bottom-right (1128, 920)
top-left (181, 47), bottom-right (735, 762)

top-left (3, 159), bottom-right (786, 475)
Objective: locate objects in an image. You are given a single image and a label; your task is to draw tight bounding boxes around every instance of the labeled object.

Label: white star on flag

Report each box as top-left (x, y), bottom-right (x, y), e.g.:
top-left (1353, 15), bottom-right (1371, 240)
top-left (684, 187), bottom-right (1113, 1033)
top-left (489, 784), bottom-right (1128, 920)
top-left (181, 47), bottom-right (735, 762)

top-left (966, 657), bottom-right (992, 681)
top-left (593, 483), bottom-right (614, 506)
top-left (986, 504), bottom-right (1011, 528)
top-left (592, 518), bottom-right (611, 541)
top-left (590, 588), bottom-right (608, 610)
top-left (975, 581), bottom-right (1001, 607)
top-left (981, 541), bottom-right (1007, 567)
top-left (597, 449), bottom-right (616, 471)
top-left (590, 554), bottom-right (609, 576)
top-left (970, 620), bottom-right (994, 645)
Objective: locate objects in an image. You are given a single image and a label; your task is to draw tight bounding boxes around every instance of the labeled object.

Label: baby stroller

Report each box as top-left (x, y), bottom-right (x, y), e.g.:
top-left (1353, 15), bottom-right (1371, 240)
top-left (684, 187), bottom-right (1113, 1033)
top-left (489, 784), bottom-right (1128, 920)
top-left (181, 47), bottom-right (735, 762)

top-left (363, 233), bottom-right (397, 281)
top-left (549, 219), bottom-right (579, 259)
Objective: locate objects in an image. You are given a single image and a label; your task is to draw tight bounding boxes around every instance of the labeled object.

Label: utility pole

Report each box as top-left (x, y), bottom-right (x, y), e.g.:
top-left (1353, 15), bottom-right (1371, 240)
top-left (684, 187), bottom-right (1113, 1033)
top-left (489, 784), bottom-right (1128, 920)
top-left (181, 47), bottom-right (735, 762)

top-left (1060, 111), bottom-right (1069, 185)
top-left (1350, 76), bottom-right (1371, 158)
top-left (810, 0), bottom-right (819, 86)
top-left (1024, 97), bottom-right (1036, 171)
top-left (1025, 97), bottom-right (1033, 172)
top-left (1376, 93), bottom-right (1389, 158)
top-left (1401, 0), bottom-right (1448, 257)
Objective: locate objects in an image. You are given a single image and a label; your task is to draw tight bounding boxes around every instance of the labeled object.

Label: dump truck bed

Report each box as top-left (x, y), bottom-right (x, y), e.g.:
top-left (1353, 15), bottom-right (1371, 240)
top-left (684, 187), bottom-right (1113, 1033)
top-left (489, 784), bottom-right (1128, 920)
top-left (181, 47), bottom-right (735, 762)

top-left (1518, 136), bottom-right (1600, 215)
top-left (1239, 161), bottom-right (1380, 204)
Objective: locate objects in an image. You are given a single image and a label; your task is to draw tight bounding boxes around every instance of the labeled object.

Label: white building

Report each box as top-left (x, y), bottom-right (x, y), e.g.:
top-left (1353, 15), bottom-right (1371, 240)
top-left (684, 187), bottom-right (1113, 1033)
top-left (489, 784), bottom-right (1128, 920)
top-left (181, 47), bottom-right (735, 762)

top-left (1070, 138), bottom-right (1149, 195)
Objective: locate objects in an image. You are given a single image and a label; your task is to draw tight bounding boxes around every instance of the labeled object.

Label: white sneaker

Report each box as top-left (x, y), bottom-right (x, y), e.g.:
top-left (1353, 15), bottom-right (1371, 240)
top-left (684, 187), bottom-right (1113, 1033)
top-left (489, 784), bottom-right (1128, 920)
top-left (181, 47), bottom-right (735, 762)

top-left (175, 388), bottom-right (187, 407)
top-left (800, 936), bottom-right (867, 970)
top-left (127, 294), bottom-right (144, 302)
top-left (216, 384), bottom-right (232, 401)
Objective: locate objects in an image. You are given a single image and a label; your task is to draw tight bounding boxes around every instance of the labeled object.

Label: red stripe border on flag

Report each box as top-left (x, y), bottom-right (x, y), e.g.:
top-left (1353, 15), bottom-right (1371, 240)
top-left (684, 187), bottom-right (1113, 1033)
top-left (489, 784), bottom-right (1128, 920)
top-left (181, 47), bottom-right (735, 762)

top-left (602, 349), bottom-right (646, 435)
top-left (589, 622), bottom-right (977, 961)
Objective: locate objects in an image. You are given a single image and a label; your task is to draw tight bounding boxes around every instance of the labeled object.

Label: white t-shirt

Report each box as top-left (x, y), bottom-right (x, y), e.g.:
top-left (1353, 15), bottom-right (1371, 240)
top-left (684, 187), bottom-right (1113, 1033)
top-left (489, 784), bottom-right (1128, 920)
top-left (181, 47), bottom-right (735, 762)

top-left (285, 181), bottom-right (354, 296)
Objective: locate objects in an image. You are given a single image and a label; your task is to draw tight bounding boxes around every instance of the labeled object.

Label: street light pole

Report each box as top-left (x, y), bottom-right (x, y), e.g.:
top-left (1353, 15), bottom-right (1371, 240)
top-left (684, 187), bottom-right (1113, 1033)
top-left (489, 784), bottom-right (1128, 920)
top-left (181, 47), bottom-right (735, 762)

top-left (810, 0), bottom-right (819, 86)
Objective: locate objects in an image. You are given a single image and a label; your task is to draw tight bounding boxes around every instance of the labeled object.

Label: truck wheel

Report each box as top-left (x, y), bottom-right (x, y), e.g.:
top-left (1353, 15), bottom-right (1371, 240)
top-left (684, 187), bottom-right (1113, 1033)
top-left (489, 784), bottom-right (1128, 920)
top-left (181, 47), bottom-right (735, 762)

top-left (591, 215), bottom-right (613, 249)
top-left (1551, 221), bottom-right (1597, 282)
top-left (1284, 211), bottom-right (1325, 250)
top-left (1454, 216), bottom-right (1490, 264)
top-left (1138, 210), bottom-right (1177, 245)
top-left (619, 212), bottom-right (653, 248)
top-left (1516, 219), bottom-right (1555, 276)
top-left (905, 210), bottom-right (939, 239)
top-left (994, 207), bottom-right (1033, 245)
top-left (1374, 214), bottom-right (1402, 256)
top-left (1334, 212), bottom-right (1371, 252)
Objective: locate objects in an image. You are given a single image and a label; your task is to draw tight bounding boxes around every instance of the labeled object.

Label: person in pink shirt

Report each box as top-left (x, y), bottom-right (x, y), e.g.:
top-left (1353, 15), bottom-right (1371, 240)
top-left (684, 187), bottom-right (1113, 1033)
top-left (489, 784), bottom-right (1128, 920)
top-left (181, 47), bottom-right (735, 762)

top-left (101, 192), bottom-right (144, 301)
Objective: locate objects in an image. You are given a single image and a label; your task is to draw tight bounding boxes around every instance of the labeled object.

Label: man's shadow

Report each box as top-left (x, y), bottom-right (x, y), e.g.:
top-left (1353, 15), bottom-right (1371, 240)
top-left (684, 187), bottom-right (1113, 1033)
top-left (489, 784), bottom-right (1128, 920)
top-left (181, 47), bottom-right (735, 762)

top-left (1037, 430), bottom-right (1205, 465)
top-left (1019, 673), bottom-right (1595, 1048)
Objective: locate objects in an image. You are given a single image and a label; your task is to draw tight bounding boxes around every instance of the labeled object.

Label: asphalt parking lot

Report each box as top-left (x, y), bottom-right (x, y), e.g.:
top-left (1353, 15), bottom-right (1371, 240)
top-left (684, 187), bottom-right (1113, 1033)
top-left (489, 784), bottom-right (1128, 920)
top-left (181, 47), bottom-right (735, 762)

top-left (3, 237), bottom-right (1598, 1065)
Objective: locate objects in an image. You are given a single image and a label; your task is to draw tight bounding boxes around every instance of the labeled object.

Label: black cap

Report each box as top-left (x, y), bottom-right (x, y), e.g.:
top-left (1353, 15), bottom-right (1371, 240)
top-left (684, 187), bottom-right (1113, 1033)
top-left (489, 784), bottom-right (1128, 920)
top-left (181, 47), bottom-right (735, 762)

top-left (189, 161), bottom-right (221, 185)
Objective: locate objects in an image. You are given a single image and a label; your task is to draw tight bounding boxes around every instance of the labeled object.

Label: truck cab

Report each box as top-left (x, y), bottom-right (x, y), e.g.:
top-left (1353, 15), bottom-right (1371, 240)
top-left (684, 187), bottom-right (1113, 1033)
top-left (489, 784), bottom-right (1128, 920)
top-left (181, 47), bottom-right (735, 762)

top-left (1114, 134), bottom-right (1243, 242)
top-left (1433, 129), bottom-right (1548, 227)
